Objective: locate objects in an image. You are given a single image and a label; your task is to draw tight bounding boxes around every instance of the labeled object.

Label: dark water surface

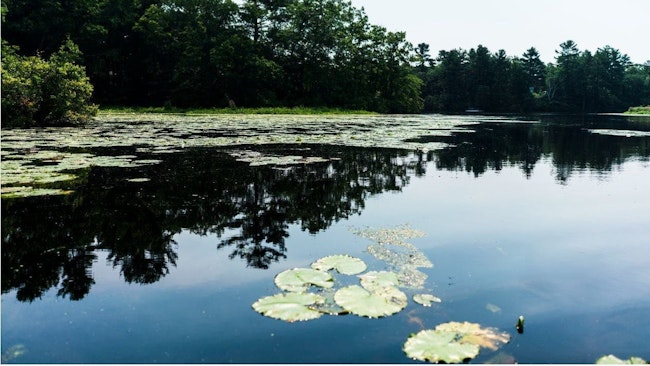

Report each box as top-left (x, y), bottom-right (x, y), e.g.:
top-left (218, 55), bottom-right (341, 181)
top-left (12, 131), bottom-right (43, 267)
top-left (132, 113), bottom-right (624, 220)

top-left (2, 114), bottom-right (650, 363)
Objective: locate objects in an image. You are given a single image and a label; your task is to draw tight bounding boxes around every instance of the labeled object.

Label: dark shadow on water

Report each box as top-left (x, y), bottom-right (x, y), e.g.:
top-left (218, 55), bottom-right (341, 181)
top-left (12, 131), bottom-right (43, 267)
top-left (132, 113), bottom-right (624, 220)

top-left (2, 146), bottom-right (426, 301)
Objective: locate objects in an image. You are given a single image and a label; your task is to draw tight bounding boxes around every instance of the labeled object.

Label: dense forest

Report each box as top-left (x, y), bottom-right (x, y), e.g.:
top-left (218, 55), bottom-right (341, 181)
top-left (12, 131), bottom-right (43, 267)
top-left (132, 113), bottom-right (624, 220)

top-left (2, 0), bottom-right (650, 125)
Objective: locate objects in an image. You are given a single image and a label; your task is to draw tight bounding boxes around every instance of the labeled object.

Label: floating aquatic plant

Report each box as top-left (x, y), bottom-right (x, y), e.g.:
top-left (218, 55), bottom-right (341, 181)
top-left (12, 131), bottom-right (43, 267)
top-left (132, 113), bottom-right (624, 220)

top-left (589, 129), bottom-right (650, 138)
top-left (434, 321), bottom-right (510, 351)
top-left (403, 322), bottom-right (511, 363)
top-left (413, 294), bottom-right (442, 307)
top-left (0, 186), bottom-right (74, 198)
top-left (334, 285), bottom-right (407, 318)
top-left (352, 225), bottom-right (433, 289)
top-left (311, 255), bottom-right (367, 275)
top-left (403, 329), bottom-right (480, 364)
top-left (252, 292), bottom-right (325, 322)
top-left (358, 270), bottom-right (400, 291)
top-left (2, 115), bottom-right (480, 199)
top-left (596, 354), bottom-right (647, 364)
top-left (274, 268), bottom-right (334, 292)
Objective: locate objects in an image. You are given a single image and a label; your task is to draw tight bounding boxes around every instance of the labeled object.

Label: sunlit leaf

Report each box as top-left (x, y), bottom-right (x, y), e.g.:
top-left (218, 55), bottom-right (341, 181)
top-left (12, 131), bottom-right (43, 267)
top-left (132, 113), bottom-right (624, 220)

top-left (274, 268), bottom-right (334, 292)
top-left (311, 254), bottom-right (367, 275)
top-left (252, 292), bottom-right (325, 322)
top-left (413, 294), bottom-right (442, 306)
top-left (596, 355), bottom-right (648, 364)
top-left (358, 270), bottom-right (399, 291)
top-left (403, 329), bottom-right (480, 364)
top-left (334, 285), bottom-right (407, 318)
top-left (435, 321), bottom-right (510, 351)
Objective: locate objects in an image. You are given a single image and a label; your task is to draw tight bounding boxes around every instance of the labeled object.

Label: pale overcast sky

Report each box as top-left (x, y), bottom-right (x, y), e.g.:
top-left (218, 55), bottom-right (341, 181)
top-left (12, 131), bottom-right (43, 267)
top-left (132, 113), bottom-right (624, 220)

top-left (349, 0), bottom-right (650, 64)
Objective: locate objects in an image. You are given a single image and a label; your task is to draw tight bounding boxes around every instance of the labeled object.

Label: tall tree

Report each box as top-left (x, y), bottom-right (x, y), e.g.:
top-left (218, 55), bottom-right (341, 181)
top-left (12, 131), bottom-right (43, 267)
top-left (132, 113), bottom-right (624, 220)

top-left (521, 47), bottom-right (546, 93)
top-left (555, 40), bottom-right (588, 111)
top-left (414, 43), bottom-right (434, 71)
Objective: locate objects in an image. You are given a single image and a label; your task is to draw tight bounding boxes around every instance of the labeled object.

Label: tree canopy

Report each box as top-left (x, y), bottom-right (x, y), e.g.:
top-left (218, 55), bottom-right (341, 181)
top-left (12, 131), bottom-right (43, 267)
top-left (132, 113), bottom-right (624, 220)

top-left (2, 0), bottom-right (649, 121)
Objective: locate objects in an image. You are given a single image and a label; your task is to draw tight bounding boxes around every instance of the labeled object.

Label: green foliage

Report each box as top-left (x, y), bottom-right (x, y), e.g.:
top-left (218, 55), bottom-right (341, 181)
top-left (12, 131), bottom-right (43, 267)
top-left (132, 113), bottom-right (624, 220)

top-left (417, 41), bottom-right (650, 113)
top-left (1, 39), bottom-right (97, 127)
top-left (2, 0), bottom-right (425, 113)
top-left (625, 105), bottom-right (650, 114)
top-left (3, 1), bottom-right (649, 114)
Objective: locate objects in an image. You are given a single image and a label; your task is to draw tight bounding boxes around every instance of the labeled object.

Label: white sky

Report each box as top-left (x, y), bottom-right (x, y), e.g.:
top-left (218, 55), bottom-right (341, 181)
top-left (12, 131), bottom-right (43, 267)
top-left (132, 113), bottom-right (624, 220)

top-left (349, 0), bottom-right (650, 64)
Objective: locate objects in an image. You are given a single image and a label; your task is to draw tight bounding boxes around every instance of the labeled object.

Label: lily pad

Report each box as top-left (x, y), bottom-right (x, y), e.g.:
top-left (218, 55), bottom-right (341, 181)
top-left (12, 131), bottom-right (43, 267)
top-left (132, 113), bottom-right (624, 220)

top-left (435, 321), bottom-right (510, 351)
top-left (596, 355), bottom-right (648, 364)
top-left (252, 292), bottom-right (325, 322)
top-left (403, 329), bottom-right (480, 363)
top-left (334, 285), bottom-right (407, 318)
top-left (0, 186), bottom-right (74, 198)
top-left (413, 294), bottom-right (442, 306)
top-left (311, 254), bottom-right (367, 275)
top-left (358, 270), bottom-right (400, 291)
top-left (274, 268), bottom-right (334, 292)
top-left (126, 178), bottom-right (151, 183)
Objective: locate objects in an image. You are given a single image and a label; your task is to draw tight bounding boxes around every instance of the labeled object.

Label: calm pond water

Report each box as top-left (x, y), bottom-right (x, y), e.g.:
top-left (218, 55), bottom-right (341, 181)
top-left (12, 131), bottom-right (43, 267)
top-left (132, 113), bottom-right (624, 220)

top-left (2, 114), bottom-right (650, 363)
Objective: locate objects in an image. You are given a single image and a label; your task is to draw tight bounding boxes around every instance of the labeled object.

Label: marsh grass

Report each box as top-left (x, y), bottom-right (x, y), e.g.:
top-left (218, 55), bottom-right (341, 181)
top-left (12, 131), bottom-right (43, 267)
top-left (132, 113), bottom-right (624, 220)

top-left (99, 106), bottom-right (377, 115)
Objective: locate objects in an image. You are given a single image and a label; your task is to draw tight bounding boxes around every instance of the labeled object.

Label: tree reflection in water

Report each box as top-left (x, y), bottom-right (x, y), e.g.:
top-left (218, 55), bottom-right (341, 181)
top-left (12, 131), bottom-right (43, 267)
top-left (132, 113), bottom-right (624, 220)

top-left (2, 146), bottom-right (424, 301)
top-left (2, 118), bottom-right (649, 302)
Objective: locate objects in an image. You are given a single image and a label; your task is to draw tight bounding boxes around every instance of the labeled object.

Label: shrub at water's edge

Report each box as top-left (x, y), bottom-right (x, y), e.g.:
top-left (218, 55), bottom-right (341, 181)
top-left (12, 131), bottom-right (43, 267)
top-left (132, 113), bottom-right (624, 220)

top-left (625, 106), bottom-right (650, 114)
top-left (1, 39), bottom-right (97, 128)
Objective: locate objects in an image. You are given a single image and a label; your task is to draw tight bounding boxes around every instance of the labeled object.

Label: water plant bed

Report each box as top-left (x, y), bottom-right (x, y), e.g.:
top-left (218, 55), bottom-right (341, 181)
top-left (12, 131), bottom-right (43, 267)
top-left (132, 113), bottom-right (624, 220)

top-left (2, 114), bottom-right (649, 363)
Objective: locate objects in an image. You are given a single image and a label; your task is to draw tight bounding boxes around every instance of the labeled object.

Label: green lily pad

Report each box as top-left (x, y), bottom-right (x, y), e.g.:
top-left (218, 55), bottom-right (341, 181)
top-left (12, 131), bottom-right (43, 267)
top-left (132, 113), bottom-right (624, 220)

top-left (435, 321), bottom-right (510, 351)
top-left (252, 292), bottom-right (325, 322)
top-left (274, 268), bottom-right (334, 292)
top-left (358, 270), bottom-right (400, 291)
top-left (403, 329), bottom-right (480, 363)
top-left (413, 294), bottom-right (442, 306)
top-left (1, 186), bottom-right (74, 198)
top-left (334, 285), bottom-right (407, 318)
top-left (126, 178), bottom-right (151, 183)
top-left (596, 355), bottom-right (648, 364)
top-left (311, 255), bottom-right (367, 275)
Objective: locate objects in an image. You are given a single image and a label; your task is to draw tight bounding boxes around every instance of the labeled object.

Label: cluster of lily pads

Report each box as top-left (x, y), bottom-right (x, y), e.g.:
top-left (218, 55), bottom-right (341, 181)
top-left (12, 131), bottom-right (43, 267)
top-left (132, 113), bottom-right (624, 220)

top-left (252, 226), bottom-right (515, 363)
top-left (1, 114), bottom-right (485, 198)
top-left (0, 148), bottom-right (162, 198)
top-left (252, 254), bottom-right (415, 321)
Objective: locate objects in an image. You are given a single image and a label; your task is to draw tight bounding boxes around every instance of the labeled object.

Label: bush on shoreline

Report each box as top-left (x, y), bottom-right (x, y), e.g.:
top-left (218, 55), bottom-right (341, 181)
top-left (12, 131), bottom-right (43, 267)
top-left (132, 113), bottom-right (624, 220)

top-left (625, 106), bottom-right (650, 114)
top-left (1, 39), bottom-right (97, 128)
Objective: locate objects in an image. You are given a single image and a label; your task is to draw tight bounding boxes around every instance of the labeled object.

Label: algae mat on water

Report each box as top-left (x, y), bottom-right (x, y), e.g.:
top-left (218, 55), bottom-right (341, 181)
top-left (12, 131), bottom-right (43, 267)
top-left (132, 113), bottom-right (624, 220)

top-left (2, 114), bottom-right (484, 198)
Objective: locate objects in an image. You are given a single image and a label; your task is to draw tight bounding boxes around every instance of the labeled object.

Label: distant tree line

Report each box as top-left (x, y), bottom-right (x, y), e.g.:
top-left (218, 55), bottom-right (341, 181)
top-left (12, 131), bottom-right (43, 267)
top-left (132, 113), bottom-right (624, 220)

top-left (2, 0), bottom-right (650, 126)
top-left (416, 41), bottom-right (650, 113)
